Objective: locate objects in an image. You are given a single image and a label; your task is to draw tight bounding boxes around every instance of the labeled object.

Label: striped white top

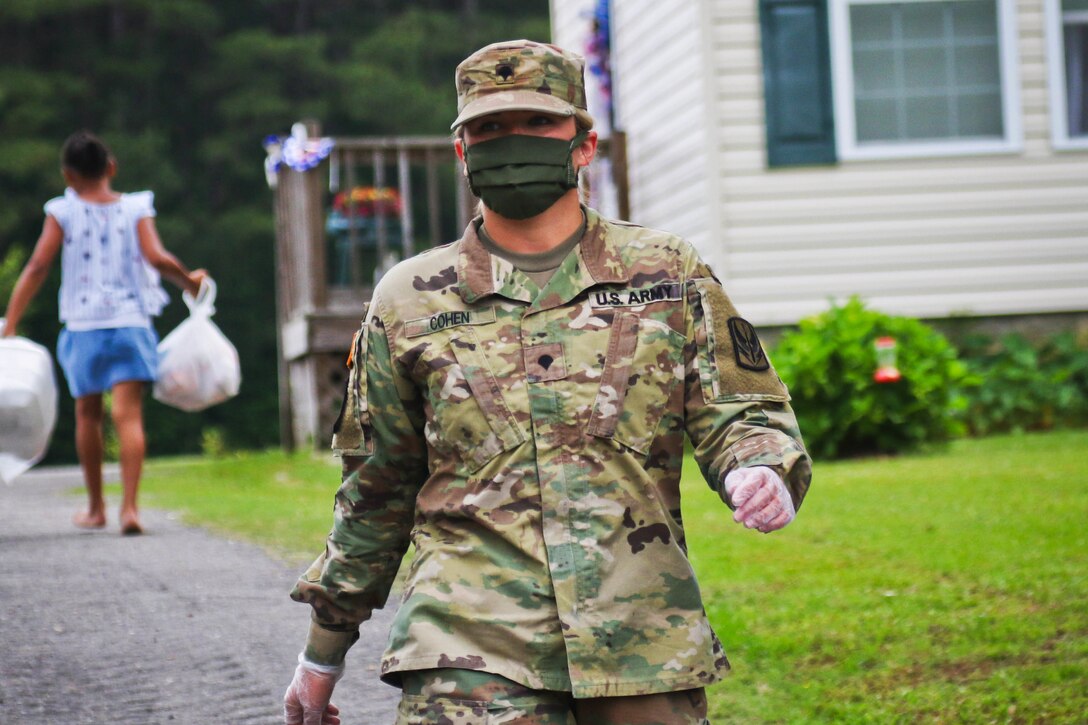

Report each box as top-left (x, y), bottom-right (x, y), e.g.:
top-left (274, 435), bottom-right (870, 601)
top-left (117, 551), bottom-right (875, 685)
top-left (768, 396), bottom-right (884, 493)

top-left (48, 188), bottom-right (169, 331)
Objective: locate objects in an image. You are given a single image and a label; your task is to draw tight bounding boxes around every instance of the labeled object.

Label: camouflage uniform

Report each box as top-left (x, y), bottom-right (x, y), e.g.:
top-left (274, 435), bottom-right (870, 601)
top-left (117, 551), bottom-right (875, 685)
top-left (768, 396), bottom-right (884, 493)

top-left (397, 668), bottom-right (708, 725)
top-left (291, 207), bottom-right (812, 699)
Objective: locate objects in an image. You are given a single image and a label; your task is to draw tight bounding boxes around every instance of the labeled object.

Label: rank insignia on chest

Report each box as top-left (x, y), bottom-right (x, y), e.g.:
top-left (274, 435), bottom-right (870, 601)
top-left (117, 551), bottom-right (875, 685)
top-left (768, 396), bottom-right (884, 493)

top-left (405, 306), bottom-right (497, 338)
top-left (589, 283), bottom-right (683, 308)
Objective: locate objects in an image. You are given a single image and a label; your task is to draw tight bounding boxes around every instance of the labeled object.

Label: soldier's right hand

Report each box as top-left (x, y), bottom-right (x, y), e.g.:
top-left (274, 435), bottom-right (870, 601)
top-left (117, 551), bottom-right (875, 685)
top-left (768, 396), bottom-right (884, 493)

top-left (283, 654), bottom-right (343, 725)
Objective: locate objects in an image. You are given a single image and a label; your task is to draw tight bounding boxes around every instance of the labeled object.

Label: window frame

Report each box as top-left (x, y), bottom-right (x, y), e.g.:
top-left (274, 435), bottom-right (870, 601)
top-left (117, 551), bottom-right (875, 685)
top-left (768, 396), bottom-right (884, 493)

top-left (1046, 0), bottom-right (1088, 149)
top-left (829, 0), bottom-right (1023, 160)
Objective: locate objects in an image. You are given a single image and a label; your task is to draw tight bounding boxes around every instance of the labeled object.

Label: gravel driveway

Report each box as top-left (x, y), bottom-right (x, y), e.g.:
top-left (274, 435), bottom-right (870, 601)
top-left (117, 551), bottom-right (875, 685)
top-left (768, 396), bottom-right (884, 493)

top-left (0, 466), bottom-right (400, 724)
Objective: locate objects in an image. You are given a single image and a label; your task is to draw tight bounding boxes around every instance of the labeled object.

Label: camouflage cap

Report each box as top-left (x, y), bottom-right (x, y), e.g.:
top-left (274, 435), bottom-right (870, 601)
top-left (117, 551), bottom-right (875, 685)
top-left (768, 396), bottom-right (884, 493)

top-left (451, 39), bottom-right (594, 130)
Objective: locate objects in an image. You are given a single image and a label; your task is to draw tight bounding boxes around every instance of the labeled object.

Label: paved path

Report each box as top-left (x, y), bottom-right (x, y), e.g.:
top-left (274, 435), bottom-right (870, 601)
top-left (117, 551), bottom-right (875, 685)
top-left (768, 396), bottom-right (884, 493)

top-left (0, 466), bottom-right (400, 724)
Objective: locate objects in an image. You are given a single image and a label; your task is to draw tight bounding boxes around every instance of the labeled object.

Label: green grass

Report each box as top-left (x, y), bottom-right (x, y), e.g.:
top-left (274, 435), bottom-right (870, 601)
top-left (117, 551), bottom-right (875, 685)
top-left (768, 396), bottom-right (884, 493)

top-left (687, 430), bottom-right (1088, 724)
top-left (138, 430), bottom-right (1088, 723)
top-left (139, 449), bottom-right (343, 564)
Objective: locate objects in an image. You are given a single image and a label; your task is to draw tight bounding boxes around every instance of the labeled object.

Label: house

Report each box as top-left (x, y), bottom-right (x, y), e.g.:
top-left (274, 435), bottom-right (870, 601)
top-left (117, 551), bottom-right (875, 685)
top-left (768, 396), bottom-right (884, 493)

top-left (551, 0), bottom-right (1088, 328)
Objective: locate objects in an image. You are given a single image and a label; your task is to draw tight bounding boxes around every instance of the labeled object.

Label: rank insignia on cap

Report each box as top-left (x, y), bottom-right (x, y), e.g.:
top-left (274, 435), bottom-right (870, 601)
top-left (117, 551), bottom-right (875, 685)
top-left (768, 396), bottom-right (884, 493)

top-left (727, 317), bottom-right (770, 371)
top-left (495, 63), bottom-right (516, 84)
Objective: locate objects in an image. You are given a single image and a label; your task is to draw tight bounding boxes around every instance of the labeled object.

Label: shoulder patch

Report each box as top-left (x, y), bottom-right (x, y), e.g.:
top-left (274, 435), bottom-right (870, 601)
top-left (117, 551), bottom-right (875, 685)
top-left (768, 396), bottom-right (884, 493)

top-left (688, 278), bottom-right (788, 403)
top-left (404, 305), bottom-right (496, 338)
top-left (727, 317), bottom-right (770, 371)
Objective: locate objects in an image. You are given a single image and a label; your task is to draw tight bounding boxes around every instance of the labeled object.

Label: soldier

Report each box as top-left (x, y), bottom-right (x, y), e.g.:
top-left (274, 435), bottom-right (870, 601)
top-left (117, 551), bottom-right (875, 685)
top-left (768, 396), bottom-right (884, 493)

top-left (283, 39), bottom-right (812, 725)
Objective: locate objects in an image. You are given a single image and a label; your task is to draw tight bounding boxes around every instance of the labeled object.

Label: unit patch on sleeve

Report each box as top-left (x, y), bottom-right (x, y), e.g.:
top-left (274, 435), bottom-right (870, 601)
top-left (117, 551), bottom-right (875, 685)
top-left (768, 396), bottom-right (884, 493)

top-left (590, 283), bottom-right (682, 307)
top-left (727, 317), bottom-right (770, 371)
top-left (405, 306), bottom-right (496, 338)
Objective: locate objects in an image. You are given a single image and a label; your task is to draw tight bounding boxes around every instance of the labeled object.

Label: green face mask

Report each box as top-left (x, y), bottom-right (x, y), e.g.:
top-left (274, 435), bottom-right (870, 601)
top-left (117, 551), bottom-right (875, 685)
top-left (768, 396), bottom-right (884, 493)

top-left (464, 131), bottom-right (588, 220)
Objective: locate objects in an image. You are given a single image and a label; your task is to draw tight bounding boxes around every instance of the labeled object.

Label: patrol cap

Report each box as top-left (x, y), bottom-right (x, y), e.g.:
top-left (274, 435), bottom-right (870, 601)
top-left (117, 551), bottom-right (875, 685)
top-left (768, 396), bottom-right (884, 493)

top-left (451, 39), bottom-right (595, 130)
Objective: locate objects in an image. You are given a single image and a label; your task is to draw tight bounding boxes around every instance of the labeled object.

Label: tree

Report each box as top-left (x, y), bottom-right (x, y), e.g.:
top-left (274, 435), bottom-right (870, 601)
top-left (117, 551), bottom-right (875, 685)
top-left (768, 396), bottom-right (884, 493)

top-left (0, 0), bottom-right (550, 462)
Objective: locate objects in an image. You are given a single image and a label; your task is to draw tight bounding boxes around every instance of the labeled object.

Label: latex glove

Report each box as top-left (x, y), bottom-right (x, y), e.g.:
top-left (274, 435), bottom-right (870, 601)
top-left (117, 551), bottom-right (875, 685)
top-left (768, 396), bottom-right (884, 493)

top-left (283, 653), bottom-right (343, 725)
top-left (723, 466), bottom-right (796, 533)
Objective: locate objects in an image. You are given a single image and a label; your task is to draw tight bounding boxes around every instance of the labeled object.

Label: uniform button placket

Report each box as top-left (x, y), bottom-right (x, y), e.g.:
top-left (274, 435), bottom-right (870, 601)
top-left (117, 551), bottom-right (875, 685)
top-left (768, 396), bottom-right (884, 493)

top-left (523, 309), bottom-right (581, 629)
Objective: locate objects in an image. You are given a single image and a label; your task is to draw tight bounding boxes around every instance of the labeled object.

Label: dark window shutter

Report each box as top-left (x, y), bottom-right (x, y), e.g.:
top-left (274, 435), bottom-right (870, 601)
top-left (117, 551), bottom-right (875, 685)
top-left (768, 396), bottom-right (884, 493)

top-left (759, 0), bottom-right (836, 166)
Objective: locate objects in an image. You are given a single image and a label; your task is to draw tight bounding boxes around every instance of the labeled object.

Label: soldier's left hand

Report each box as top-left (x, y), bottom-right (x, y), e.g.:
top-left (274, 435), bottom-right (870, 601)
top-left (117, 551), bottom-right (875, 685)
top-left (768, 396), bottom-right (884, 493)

top-left (723, 466), bottom-right (795, 533)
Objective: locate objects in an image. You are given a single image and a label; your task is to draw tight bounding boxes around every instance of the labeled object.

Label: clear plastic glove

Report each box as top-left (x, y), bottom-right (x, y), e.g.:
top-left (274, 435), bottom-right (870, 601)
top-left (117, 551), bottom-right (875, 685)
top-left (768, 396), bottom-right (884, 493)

top-left (283, 653), bottom-right (343, 725)
top-left (723, 466), bottom-right (796, 533)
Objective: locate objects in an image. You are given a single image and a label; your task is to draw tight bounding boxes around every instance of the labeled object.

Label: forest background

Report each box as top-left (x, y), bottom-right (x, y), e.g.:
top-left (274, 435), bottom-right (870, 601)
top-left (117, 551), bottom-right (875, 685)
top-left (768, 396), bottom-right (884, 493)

top-left (0, 0), bottom-right (551, 463)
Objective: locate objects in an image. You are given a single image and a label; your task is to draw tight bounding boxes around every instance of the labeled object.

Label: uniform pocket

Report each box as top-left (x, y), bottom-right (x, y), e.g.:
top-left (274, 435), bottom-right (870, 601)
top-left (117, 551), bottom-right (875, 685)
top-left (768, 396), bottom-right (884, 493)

top-left (587, 311), bottom-right (685, 455)
top-left (426, 328), bottom-right (524, 472)
top-left (331, 308), bottom-right (375, 456)
top-left (397, 691), bottom-right (573, 724)
top-left (397, 693), bottom-right (490, 724)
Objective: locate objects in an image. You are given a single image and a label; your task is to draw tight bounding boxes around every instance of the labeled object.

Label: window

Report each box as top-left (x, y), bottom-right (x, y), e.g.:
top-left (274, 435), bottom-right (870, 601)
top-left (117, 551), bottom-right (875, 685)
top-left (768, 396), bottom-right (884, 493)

top-left (830, 0), bottom-right (1021, 159)
top-left (1047, 0), bottom-right (1088, 148)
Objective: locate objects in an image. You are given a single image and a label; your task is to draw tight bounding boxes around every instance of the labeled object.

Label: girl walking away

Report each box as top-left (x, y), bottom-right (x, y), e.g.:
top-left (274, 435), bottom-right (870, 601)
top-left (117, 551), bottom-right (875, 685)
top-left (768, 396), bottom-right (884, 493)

top-left (1, 130), bottom-right (209, 535)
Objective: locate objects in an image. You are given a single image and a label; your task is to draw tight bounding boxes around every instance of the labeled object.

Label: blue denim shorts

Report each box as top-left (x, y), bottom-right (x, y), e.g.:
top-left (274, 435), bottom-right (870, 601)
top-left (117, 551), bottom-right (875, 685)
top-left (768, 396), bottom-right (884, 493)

top-left (56, 326), bottom-right (159, 398)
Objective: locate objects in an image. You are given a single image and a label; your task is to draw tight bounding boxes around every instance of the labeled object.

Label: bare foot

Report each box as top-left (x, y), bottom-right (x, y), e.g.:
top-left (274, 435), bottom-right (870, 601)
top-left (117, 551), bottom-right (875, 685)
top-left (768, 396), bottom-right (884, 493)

top-left (73, 510), bottom-right (107, 529)
top-left (120, 512), bottom-right (144, 536)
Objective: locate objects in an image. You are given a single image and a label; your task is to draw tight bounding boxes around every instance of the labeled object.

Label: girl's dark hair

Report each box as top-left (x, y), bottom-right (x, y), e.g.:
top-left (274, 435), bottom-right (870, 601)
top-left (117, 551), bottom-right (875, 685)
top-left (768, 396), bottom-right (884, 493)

top-left (61, 131), bottom-right (111, 179)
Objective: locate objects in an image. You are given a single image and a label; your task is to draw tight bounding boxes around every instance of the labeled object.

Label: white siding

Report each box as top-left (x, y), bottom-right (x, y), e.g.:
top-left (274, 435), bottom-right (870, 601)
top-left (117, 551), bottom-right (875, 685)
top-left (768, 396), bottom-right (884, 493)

top-left (555, 0), bottom-right (1088, 326)
top-left (549, 1), bottom-right (621, 137)
top-left (550, 0), bottom-right (624, 215)
top-left (706, 0), bottom-right (1088, 325)
top-left (554, 0), bottom-right (719, 250)
top-left (549, 0), bottom-right (591, 64)
top-left (611, 1), bottom-right (718, 251)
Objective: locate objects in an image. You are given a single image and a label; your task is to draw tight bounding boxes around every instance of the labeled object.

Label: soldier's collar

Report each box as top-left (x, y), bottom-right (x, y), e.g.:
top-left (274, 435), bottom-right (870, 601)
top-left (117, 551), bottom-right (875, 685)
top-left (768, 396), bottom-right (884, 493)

top-left (578, 206), bottom-right (630, 286)
top-left (458, 206), bottom-right (629, 304)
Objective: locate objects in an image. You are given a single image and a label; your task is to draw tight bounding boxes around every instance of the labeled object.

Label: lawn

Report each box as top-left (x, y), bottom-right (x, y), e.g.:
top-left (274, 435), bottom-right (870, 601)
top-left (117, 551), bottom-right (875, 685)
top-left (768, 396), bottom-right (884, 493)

top-left (139, 430), bottom-right (1088, 723)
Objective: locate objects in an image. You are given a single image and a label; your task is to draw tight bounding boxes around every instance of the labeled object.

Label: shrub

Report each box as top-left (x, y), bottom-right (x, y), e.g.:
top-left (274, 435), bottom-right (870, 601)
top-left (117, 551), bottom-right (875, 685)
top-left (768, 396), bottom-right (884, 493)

top-left (772, 297), bottom-right (968, 459)
top-left (957, 331), bottom-right (1088, 434)
top-left (201, 426), bottom-right (229, 458)
top-left (1, 247), bottom-right (27, 311)
top-left (1048, 332), bottom-right (1088, 426)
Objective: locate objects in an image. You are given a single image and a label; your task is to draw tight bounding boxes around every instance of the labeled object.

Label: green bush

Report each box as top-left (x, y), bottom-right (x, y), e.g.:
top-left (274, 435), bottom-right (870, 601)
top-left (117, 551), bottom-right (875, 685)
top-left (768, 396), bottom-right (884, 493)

top-left (772, 297), bottom-right (968, 459)
top-left (201, 426), bottom-right (229, 458)
top-left (957, 331), bottom-right (1088, 434)
top-left (1, 247), bottom-right (27, 310)
top-left (1050, 332), bottom-right (1088, 425)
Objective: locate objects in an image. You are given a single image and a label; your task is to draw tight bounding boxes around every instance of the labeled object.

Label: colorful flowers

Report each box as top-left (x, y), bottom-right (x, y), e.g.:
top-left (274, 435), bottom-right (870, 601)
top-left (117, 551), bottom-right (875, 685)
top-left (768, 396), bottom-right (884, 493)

top-left (332, 186), bottom-right (401, 217)
top-left (262, 123), bottom-right (335, 187)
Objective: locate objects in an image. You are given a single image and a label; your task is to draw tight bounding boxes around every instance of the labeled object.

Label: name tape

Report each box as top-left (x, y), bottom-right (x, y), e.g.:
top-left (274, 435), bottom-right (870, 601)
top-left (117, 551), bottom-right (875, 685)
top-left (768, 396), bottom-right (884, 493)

top-left (405, 306), bottom-right (496, 338)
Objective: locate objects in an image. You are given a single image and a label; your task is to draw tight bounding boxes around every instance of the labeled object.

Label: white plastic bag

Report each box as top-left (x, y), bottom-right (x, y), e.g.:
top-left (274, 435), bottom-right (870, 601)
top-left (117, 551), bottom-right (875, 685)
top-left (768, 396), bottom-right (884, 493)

top-left (153, 279), bottom-right (241, 412)
top-left (0, 321), bottom-right (59, 484)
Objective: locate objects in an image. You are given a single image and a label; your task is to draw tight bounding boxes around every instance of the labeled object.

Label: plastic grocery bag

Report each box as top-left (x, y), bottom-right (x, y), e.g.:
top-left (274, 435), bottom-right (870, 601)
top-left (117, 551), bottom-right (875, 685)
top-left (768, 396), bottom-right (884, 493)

top-left (0, 321), bottom-right (58, 484)
top-left (153, 279), bottom-right (241, 412)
